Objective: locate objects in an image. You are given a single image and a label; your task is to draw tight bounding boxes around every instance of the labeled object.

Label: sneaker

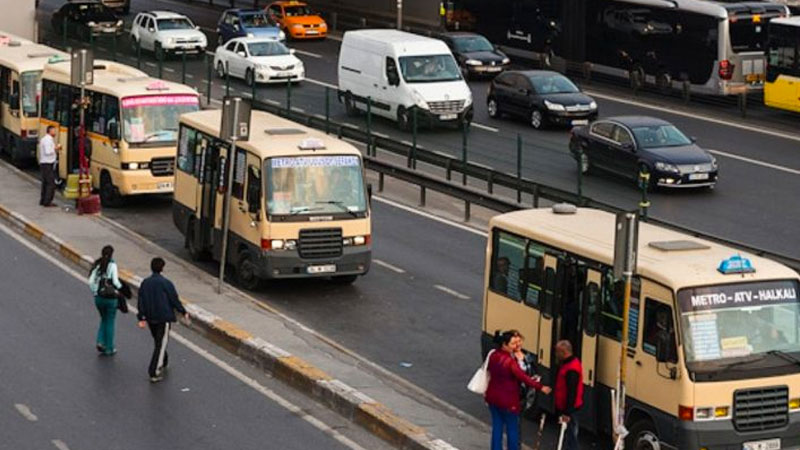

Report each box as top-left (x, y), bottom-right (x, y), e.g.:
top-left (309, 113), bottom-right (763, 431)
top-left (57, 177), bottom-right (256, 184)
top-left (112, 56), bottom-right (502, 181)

top-left (96, 344), bottom-right (105, 353)
top-left (149, 375), bottom-right (164, 383)
top-left (104, 349), bottom-right (117, 356)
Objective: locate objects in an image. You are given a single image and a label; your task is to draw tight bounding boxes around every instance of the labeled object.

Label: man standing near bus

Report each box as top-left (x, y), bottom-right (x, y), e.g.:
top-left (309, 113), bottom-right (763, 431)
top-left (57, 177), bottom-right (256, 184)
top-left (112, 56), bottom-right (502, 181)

top-left (554, 340), bottom-right (583, 450)
top-left (38, 125), bottom-right (60, 207)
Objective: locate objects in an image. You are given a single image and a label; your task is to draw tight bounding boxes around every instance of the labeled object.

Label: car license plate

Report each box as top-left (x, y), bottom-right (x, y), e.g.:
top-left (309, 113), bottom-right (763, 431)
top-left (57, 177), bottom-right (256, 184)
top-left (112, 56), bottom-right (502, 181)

top-left (157, 181), bottom-right (173, 190)
top-left (689, 173), bottom-right (709, 181)
top-left (305, 30), bottom-right (319, 35)
top-left (743, 438), bottom-right (780, 450)
top-left (439, 113), bottom-right (458, 121)
top-left (571, 119), bottom-right (589, 126)
top-left (487, 66), bottom-right (502, 72)
top-left (307, 264), bottom-right (336, 274)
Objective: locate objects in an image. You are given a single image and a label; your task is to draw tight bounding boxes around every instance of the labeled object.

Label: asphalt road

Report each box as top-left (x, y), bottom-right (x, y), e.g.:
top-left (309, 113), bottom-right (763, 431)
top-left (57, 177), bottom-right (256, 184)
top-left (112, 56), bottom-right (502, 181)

top-left (0, 223), bottom-right (390, 450)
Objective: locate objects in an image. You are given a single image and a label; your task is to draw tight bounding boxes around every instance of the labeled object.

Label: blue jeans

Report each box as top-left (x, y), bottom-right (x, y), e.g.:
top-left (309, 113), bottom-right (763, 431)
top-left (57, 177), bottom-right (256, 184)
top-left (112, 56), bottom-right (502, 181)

top-left (489, 404), bottom-right (520, 450)
top-left (95, 296), bottom-right (117, 354)
top-left (564, 415), bottom-right (579, 450)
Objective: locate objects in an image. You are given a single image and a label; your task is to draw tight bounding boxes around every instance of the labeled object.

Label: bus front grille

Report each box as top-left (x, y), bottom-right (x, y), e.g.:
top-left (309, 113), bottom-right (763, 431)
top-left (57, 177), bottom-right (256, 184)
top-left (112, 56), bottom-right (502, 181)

top-left (150, 157), bottom-right (175, 177)
top-left (298, 228), bottom-right (342, 259)
top-left (733, 386), bottom-right (789, 432)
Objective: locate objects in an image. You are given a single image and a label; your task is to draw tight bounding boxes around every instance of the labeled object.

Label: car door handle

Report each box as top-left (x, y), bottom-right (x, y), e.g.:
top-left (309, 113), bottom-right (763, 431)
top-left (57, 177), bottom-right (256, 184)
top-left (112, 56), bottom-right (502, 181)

top-left (373, 83), bottom-right (378, 88)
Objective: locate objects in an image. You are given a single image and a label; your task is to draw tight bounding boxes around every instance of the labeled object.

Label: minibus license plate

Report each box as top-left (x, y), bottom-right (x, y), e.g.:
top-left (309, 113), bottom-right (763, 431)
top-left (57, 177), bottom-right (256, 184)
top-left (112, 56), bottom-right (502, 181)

top-left (157, 181), bottom-right (173, 190)
top-left (307, 264), bottom-right (336, 274)
top-left (743, 438), bottom-right (780, 450)
top-left (689, 173), bottom-right (709, 181)
top-left (439, 113), bottom-right (458, 121)
top-left (572, 119), bottom-right (589, 126)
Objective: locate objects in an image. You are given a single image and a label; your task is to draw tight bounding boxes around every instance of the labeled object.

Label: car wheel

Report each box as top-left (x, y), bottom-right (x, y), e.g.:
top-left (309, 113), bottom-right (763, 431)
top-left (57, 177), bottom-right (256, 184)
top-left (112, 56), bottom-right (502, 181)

top-left (245, 68), bottom-right (255, 87)
top-left (625, 420), bottom-right (660, 450)
top-left (186, 219), bottom-right (208, 261)
top-left (99, 172), bottom-right (124, 208)
top-left (331, 274), bottom-right (358, 284)
top-left (217, 61), bottom-right (226, 79)
top-left (529, 109), bottom-right (544, 130)
top-left (656, 71), bottom-right (672, 94)
top-left (541, 48), bottom-right (554, 68)
top-left (344, 92), bottom-right (358, 117)
top-left (487, 97), bottom-right (500, 119)
top-left (397, 106), bottom-right (411, 131)
top-left (236, 251), bottom-right (261, 290)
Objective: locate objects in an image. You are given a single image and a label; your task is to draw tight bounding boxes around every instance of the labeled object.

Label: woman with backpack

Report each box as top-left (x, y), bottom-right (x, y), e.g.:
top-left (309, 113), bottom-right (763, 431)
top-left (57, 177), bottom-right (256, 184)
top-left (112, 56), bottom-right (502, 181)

top-left (88, 245), bottom-right (123, 356)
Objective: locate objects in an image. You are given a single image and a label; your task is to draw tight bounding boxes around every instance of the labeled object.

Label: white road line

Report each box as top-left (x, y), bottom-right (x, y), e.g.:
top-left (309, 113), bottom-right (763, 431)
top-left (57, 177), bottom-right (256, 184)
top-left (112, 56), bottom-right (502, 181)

top-left (164, 67), bottom-right (176, 73)
top-left (14, 404), bottom-right (38, 422)
top-left (51, 440), bottom-right (70, 450)
top-left (145, 62), bottom-right (156, 68)
top-left (0, 222), bottom-right (367, 450)
top-left (305, 77), bottom-right (338, 90)
top-left (295, 49), bottom-right (322, 59)
top-left (373, 259), bottom-right (406, 274)
top-left (587, 90), bottom-right (800, 144)
top-left (291, 107), bottom-right (306, 113)
top-left (373, 132), bottom-right (390, 139)
top-left (186, 74), bottom-right (195, 79)
top-left (708, 149), bottom-right (800, 176)
top-left (434, 284), bottom-right (470, 300)
top-left (209, 99), bottom-right (222, 105)
top-left (471, 122), bottom-right (499, 133)
top-left (373, 196), bottom-right (487, 238)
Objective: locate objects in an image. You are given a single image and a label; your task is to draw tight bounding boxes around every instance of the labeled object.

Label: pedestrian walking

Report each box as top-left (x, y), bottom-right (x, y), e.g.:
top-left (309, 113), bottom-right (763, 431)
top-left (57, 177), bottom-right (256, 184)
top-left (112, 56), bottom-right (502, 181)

top-left (136, 257), bottom-right (190, 383)
top-left (553, 340), bottom-right (583, 450)
top-left (486, 330), bottom-right (551, 450)
top-left (88, 245), bottom-right (123, 356)
top-left (38, 125), bottom-right (60, 207)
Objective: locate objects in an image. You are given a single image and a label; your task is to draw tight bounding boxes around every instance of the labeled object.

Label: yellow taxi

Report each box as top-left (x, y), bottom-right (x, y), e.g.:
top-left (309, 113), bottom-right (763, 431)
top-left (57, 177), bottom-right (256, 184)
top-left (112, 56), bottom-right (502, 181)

top-left (265, 1), bottom-right (327, 40)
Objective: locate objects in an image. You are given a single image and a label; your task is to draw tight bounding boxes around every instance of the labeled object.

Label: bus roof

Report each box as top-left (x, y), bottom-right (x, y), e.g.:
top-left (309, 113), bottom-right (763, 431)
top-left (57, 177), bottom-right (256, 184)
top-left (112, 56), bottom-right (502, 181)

top-left (617, 0), bottom-right (788, 19)
top-left (42, 59), bottom-right (199, 98)
top-left (489, 207), bottom-right (799, 289)
top-left (771, 16), bottom-right (800, 26)
top-left (0, 39), bottom-right (66, 74)
top-left (180, 109), bottom-right (363, 159)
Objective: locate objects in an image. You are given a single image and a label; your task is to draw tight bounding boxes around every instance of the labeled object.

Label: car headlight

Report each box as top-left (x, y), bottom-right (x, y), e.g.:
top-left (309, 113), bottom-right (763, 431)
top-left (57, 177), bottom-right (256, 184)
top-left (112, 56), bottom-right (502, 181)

top-left (465, 59), bottom-right (482, 66)
top-left (256, 64), bottom-right (269, 71)
top-left (464, 92), bottom-right (473, 107)
top-left (271, 239), bottom-right (284, 250)
top-left (284, 239), bottom-right (297, 251)
top-left (710, 157), bottom-right (718, 169)
top-left (166, 37), bottom-right (175, 45)
top-left (247, 32), bottom-right (255, 38)
top-left (544, 100), bottom-right (565, 111)
top-left (116, 20), bottom-right (123, 27)
top-left (279, 30), bottom-right (286, 40)
top-left (655, 161), bottom-right (680, 173)
top-left (88, 21), bottom-right (97, 27)
top-left (589, 101), bottom-right (597, 109)
top-left (501, 57), bottom-right (510, 64)
top-left (320, 23), bottom-right (328, 30)
top-left (292, 23), bottom-right (304, 29)
top-left (412, 90), bottom-right (428, 109)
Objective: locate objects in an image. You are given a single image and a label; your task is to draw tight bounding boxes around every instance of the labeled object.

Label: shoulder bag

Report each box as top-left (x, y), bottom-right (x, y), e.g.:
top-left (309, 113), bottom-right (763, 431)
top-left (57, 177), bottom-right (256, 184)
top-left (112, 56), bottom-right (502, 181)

top-left (467, 349), bottom-right (495, 395)
top-left (96, 266), bottom-right (118, 299)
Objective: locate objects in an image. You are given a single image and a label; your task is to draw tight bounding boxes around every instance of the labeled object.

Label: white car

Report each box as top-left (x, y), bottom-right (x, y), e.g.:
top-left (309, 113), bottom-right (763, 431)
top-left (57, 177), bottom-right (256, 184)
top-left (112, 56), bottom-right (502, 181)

top-left (130, 11), bottom-right (207, 57)
top-left (214, 37), bottom-right (304, 85)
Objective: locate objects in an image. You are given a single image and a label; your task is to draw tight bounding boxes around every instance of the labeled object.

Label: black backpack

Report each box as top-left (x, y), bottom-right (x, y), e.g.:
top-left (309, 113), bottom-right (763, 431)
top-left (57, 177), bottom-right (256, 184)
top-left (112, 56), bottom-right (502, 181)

top-left (96, 265), bottom-right (117, 299)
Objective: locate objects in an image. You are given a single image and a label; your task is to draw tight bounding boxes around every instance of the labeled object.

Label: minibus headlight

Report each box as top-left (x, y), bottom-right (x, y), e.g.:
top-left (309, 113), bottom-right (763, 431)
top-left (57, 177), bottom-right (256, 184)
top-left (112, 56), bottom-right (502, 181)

top-left (714, 406), bottom-right (730, 418)
top-left (694, 407), bottom-right (714, 420)
top-left (271, 239), bottom-right (284, 250)
top-left (284, 239), bottom-right (297, 250)
top-left (789, 398), bottom-right (800, 411)
top-left (342, 237), bottom-right (353, 246)
top-left (128, 162), bottom-right (138, 170)
top-left (412, 90), bottom-right (428, 110)
top-left (353, 235), bottom-right (367, 245)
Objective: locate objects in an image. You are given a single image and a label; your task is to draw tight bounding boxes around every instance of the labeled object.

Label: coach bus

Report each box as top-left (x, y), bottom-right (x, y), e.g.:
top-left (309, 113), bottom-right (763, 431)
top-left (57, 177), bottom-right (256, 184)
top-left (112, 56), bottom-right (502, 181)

top-left (482, 205), bottom-right (800, 449)
top-left (39, 58), bottom-right (200, 206)
top-left (172, 109), bottom-right (371, 289)
top-left (454, 0), bottom-right (789, 96)
top-left (0, 34), bottom-right (65, 165)
top-left (765, 17), bottom-right (800, 112)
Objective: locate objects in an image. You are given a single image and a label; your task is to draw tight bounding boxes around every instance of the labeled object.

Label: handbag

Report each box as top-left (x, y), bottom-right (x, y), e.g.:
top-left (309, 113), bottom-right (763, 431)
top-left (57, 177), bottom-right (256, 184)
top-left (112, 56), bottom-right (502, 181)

top-left (116, 296), bottom-right (129, 313)
top-left (96, 266), bottom-right (118, 299)
top-left (467, 349), bottom-right (494, 395)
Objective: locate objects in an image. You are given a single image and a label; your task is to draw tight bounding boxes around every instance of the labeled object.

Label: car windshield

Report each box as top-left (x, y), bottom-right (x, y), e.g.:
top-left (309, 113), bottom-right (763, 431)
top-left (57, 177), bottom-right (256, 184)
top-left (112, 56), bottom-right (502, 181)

top-left (453, 35), bottom-right (494, 53)
top-left (398, 54), bottom-right (462, 83)
top-left (121, 95), bottom-right (200, 145)
top-left (157, 18), bottom-right (195, 30)
top-left (21, 71), bottom-right (40, 117)
top-left (77, 3), bottom-right (115, 20)
top-left (266, 155), bottom-right (367, 216)
top-left (284, 5), bottom-right (312, 16)
top-left (241, 13), bottom-right (274, 28)
top-left (248, 41), bottom-right (289, 56)
top-left (631, 125), bottom-right (692, 148)
top-left (529, 73), bottom-right (580, 94)
top-left (678, 280), bottom-right (800, 373)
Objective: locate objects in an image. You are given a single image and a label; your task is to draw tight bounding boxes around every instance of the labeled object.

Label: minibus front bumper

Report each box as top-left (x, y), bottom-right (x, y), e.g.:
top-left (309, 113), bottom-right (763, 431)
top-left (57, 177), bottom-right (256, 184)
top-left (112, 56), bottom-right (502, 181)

top-left (255, 246), bottom-right (371, 279)
top-left (675, 413), bottom-right (800, 450)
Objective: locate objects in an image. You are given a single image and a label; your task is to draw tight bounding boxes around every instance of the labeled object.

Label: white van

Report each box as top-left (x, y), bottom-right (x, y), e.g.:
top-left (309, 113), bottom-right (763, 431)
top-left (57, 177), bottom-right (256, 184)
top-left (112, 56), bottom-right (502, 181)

top-left (337, 29), bottom-right (473, 130)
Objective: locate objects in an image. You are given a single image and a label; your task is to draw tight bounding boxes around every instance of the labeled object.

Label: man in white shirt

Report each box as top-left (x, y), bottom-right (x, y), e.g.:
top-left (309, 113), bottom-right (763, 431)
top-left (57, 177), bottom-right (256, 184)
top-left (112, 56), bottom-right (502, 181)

top-left (39, 125), bottom-right (60, 207)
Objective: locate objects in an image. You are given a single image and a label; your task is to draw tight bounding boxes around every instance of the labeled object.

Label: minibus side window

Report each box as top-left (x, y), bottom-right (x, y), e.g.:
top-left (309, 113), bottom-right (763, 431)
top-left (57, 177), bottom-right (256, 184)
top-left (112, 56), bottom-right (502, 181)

top-left (643, 299), bottom-right (677, 363)
top-left (0, 67), bottom-right (9, 103)
top-left (42, 80), bottom-right (59, 121)
top-left (246, 164), bottom-right (261, 215)
top-left (489, 230), bottom-right (525, 302)
top-left (584, 282), bottom-right (600, 336)
top-left (232, 148), bottom-right (247, 199)
top-left (600, 272), bottom-right (623, 340)
top-left (520, 242), bottom-right (545, 308)
top-left (177, 127), bottom-right (196, 174)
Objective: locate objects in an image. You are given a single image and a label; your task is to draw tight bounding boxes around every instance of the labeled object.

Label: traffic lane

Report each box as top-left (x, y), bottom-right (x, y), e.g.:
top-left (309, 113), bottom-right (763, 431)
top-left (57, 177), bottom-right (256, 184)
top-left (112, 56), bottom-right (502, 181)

top-left (0, 228), bottom-right (360, 450)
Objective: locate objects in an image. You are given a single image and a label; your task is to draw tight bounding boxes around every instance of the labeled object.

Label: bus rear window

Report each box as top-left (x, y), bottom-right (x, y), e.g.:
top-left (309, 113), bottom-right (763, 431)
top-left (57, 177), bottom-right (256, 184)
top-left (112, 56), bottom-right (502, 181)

top-left (730, 19), bottom-right (767, 53)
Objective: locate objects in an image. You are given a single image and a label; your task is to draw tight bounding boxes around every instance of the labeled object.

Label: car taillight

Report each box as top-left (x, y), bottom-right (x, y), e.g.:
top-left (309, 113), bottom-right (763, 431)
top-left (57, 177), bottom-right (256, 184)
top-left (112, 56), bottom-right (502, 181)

top-left (718, 60), bottom-right (734, 80)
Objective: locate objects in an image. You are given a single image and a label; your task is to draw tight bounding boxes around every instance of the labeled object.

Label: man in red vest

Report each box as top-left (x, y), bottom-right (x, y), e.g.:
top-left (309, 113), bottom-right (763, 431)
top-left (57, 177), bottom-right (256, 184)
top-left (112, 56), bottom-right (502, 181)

top-left (554, 340), bottom-right (583, 450)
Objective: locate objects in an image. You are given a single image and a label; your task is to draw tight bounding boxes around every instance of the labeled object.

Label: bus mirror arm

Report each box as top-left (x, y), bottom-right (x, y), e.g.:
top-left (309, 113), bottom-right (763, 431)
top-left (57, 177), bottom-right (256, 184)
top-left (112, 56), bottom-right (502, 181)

top-left (367, 183), bottom-right (373, 204)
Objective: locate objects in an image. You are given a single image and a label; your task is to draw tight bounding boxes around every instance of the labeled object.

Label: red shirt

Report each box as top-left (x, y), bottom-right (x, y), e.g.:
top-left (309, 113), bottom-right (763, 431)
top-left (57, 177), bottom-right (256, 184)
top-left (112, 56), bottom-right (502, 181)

top-left (484, 350), bottom-right (543, 413)
top-left (554, 356), bottom-right (584, 414)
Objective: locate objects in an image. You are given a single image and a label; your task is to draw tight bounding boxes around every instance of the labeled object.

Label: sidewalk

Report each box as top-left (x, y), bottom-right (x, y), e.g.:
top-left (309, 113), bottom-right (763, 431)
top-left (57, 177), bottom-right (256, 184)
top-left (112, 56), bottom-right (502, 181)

top-left (0, 161), bottom-right (488, 450)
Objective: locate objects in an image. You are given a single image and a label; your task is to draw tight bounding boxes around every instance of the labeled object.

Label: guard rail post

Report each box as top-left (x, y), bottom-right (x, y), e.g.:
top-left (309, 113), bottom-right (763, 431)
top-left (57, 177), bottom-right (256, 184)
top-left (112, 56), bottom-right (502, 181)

top-left (445, 159), bottom-right (452, 181)
top-left (366, 96), bottom-right (373, 156)
top-left (378, 172), bottom-right (384, 192)
top-left (158, 46), bottom-right (165, 79)
top-left (181, 51), bottom-right (187, 84)
top-left (576, 147), bottom-right (584, 204)
top-left (682, 80), bottom-right (690, 104)
top-left (738, 92), bottom-right (747, 118)
top-left (409, 107), bottom-right (417, 168)
top-left (206, 55), bottom-right (212, 105)
top-left (225, 62), bottom-right (231, 97)
top-left (533, 185), bottom-right (540, 208)
top-left (136, 38), bottom-right (142, 69)
top-left (90, 31), bottom-right (95, 55)
top-left (488, 172), bottom-right (494, 194)
top-left (464, 201), bottom-right (471, 222)
top-left (286, 78), bottom-right (292, 114)
top-left (112, 33), bottom-right (118, 61)
top-left (516, 133), bottom-right (522, 203)
top-left (639, 169), bottom-right (651, 219)
top-left (251, 73), bottom-right (257, 100)
top-left (324, 87), bottom-right (330, 134)
top-left (461, 121), bottom-right (469, 185)
top-left (420, 185), bottom-right (426, 207)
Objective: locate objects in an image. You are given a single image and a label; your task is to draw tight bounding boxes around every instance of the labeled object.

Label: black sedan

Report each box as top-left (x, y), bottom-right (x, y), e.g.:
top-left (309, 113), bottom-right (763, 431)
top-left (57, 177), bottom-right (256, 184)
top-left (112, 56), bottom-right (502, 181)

top-left (569, 116), bottom-right (719, 189)
top-left (439, 32), bottom-right (510, 80)
top-left (52, 1), bottom-right (123, 39)
top-left (487, 70), bottom-right (597, 129)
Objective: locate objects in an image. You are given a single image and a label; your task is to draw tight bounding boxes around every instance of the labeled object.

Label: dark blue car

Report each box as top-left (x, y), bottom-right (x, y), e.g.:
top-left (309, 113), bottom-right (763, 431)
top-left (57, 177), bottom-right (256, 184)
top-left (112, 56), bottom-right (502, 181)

top-left (216, 9), bottom-right (284, 46)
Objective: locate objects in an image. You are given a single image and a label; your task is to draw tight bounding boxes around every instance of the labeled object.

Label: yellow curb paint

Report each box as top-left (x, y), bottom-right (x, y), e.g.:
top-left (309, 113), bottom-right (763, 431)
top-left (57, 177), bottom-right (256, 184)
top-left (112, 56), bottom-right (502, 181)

top-left (24, 223), bottom-right (44, 240)
top-left (356, 402), bottom-right (426, 442)
top-left (59, 244), bottom-right (82, 264)
top-left (278, 355), bottom-right (332, 382)
top-left (0, 205), bottom-right (9, 218)
top-left (212, 319), bottom-right (254, 341)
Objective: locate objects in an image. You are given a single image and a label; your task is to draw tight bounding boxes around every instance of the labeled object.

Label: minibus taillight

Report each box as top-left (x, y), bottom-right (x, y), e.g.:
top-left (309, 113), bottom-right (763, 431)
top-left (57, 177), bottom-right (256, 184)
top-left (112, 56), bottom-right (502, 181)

top-left (718, 60), bottom-right (734, 80)
top-left (678, 405), bottom-right (694, 421)
top-left (261, 239), bottom-right (271, 250)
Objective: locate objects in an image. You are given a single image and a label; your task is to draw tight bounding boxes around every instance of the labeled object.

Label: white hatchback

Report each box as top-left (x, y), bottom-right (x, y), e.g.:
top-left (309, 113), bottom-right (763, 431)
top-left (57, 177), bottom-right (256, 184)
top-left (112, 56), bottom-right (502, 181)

top-left (130, 11), bottom-right (207, 57)
top-left (214, 37), bottom-right (304, 85)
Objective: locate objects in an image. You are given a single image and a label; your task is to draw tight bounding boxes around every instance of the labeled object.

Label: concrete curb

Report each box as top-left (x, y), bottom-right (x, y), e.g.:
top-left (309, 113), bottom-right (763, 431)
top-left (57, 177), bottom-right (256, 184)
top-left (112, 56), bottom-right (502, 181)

top-left (0, 202), bottom-right (460, 450)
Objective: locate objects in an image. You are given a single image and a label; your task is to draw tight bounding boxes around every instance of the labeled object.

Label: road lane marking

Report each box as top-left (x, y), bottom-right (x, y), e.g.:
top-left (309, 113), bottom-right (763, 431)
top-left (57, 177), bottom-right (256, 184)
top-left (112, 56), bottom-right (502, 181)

top-left (14, 404), bottom-right (37, 421)
top-left (373, 131), bottom-right (390, 139)
top-left (51, 440), bottom-right (70, 450)
top-left (586, 90), bottom-right (800, 144)
top-left (472, 122), bottom-right (499, 133)
top-left (373, 196), bottom-right (487, 238)
top-left (186, 74), bottom-right (194, 79)
top-left (295, 49), bottom-right (322, 59)
top-left (707, 149), bottom-right (800, 176)
top-left (305, 77), bottom-right (338, 90)
top-left (145, 62), bottom-right (156, 68)
top-left (434, 284), bottom-right (470, 300)
top-left (164, 67), bottom-right (176, 73)
top-left (373, 259), bottom-right (406, 274)
top-left (291, 107), bottom-right (306, 113)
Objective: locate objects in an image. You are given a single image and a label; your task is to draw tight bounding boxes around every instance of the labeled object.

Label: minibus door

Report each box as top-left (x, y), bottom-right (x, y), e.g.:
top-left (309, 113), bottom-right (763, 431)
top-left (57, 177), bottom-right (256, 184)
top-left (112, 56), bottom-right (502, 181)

top-left (535, 252), bottom-right (560, 410)
top-left (197, 141), bottom-right (221, 253)
top-left (578, 267), bottom-right (602, 433)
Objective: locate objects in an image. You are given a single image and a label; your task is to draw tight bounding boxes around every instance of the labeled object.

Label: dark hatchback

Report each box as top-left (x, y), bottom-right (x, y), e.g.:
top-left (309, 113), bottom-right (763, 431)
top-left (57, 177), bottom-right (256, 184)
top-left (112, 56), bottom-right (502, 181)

top-left (52, 1), bottom-right (123, 38)
top-left (487, 70), bottom-right (597, 129)
top-left (569, 116), bottom-right (719, 189)
top-left (439, 32), bottom-right (510, 80)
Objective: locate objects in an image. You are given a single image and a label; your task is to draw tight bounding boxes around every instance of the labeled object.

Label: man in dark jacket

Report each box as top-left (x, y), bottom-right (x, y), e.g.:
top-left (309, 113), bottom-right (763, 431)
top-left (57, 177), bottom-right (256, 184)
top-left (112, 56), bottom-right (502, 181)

top-left (554, 340), bottom-right (583, 450)
top-left (137, 257), bottom-right (190, 383)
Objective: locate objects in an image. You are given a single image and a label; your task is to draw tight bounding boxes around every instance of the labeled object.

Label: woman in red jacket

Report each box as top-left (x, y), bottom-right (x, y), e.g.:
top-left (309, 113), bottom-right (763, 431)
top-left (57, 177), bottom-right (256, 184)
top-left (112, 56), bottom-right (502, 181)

top-left (486, 330), bottom-right (551, 450)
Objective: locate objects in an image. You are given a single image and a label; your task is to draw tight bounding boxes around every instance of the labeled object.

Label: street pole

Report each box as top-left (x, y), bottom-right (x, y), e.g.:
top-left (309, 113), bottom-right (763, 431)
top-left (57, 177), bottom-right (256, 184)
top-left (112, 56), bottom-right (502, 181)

top-left (366, 96), bottom-right (372, 156)
top-left (218, 101), bottom-right (240, 294)
top-left (396, 0), bottom-right (403, 30)
top-left (409, 107), bottom-right (417, 168)
top-left (516, 133), bottom-right (522, 203)
top-left (461, 121), bottom-right (469, 185)
top-left (324, 86), bottom-right (330, 134)
top-left (181, 50), bottom-right (187, 84)
top-left (206, 55), bottom-right (212, 105)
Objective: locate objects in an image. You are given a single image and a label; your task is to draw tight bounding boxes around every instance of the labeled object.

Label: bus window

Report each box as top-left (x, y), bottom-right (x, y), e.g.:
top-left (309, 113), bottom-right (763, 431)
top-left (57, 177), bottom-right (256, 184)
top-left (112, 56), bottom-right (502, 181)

top-left (57, 84), bottom-right (72, 126)
top-left (541, 265), bottom-right (556, 318)
top-left (42, 80), bottom-right (58, 121)
top-left (489, 230), bottom-right (525, 301)
top-left (20, 71), bottom-right (39, 117)
top-left (10, 78), bottom-right (19, 110)
top-left (643, 299), bottom-right (677, 363)
top-left (245, 164), bottom-right (261, 214)
top-left (584, 282), bottom-right (599, 336)
top-left (520, 241), bottom-right (545, 307)
top-left (232, 148), bottom-right (247, 200)
top-left (177, 127), bottom-right (196, 174)
top-left (600, 272), bottom-right (623, 339)
top-left (729, 15), bottom-right (768, 53)
top-left (0, 67), bottom-right (9, 103)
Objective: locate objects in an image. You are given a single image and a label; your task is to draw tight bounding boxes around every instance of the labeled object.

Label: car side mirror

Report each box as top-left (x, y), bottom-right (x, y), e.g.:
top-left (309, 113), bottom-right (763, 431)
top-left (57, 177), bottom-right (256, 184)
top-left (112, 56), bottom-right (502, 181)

top-left (234, 24), bottom-right (240, 31)
top-left (195, 25), bottom-right (201, 30)
top-left (237, 51), bottom-right (246, 57)
top-left (690, 136), bottom-right (697, 143)
top-left (108, 122), bottom-right (120, 141)
top-left (621, 142), bottom-right (634, 152)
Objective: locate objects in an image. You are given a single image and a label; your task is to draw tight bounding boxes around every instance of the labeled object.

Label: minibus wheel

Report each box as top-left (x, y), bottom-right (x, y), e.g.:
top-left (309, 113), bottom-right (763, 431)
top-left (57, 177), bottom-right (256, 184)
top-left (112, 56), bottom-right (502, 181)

top-left (186, 220), bottom-right (207, 261)
top-left (236, 251), bottom-right (261, 290)
top-left (626, 419), bottom-right (660, 450)
top-left (99, 172), bottom-right (124, 208)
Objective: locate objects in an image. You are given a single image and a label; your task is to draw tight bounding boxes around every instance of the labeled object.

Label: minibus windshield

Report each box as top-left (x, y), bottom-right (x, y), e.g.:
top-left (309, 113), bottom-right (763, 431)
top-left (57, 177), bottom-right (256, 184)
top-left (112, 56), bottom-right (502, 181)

top-left (678, 280), bottom-right (800, 376)
top-left (266, 155), bottom-right (367, 217)
top-left (122, 95), bottom-right (199, 145)
top-left (399, 54), bottom-right (462, 83)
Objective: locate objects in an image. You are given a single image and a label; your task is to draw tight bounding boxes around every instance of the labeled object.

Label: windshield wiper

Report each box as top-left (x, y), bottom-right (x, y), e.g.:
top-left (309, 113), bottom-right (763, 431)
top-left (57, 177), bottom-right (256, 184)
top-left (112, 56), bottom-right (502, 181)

top-left (717, 354), bottom-right (768, 372)
top-left (767, 350), bottom-right (800, 368)
top-left (316, 201), bottom-right (359, 218)
top-left (143, 129), bottom-right (177, 142)
top-left (287, 206), bottom-right (323, 217)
